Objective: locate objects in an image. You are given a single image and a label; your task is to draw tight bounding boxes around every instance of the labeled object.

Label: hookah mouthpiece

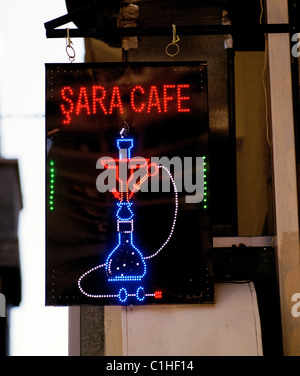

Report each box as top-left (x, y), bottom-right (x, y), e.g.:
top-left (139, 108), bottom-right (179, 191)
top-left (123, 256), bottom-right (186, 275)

top-left (120, 122), bottom-right (130, 138)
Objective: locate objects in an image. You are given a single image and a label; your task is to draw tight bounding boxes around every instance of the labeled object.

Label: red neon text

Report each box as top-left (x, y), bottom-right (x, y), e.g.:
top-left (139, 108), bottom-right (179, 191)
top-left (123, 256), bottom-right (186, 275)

top-left (60, 84), bottom-right (190, 125)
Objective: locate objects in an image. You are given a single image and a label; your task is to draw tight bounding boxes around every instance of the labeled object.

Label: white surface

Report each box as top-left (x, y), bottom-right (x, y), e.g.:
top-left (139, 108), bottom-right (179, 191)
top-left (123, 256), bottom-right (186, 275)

top-left (121, 282), bottom-right (263, 356)
top-left (0, 0), bottom-right (84, 355)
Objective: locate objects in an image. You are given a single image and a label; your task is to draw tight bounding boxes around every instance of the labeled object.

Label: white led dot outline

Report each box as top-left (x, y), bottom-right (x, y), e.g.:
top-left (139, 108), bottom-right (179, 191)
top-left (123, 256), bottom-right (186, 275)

top-left (144, 165), bottom-right (178, 260)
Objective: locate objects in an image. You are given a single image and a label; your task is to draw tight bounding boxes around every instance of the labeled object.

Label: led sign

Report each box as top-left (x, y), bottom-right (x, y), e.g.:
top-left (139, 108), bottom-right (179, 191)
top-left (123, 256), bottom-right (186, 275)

top-left (60, 84), bottom-right (191, 124)
top-left (46, 62), bottom-right (213, 306)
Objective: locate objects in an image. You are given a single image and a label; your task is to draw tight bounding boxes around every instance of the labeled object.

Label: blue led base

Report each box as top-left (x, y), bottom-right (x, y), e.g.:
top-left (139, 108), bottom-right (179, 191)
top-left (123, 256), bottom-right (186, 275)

top-left (118, 286), bottom-right (146, 303)
top-left (105, 206), bottom-right (147, 283)
top-left (105, 232), bottom-right (147, 282)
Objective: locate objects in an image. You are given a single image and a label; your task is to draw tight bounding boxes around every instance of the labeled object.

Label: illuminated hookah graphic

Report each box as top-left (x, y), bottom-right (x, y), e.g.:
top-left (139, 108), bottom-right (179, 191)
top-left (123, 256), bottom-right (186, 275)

top-left (78, 124), bottom-right (178, 303)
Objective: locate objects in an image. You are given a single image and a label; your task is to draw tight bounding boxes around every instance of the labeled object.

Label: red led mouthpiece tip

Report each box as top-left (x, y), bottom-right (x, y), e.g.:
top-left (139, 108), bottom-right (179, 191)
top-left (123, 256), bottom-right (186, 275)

top-left (154, 291), bottom-right (163, 299)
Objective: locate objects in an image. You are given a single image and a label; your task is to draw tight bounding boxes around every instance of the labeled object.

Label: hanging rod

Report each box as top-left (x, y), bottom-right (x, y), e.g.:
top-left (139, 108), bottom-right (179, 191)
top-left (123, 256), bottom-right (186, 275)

top-left (45, 24), bottom-right (297, 39)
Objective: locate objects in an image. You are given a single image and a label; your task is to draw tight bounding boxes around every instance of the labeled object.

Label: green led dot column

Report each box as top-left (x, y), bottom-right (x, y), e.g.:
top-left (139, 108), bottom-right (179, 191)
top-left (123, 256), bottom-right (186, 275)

top-left (49, 160), bottom-right (55, 211)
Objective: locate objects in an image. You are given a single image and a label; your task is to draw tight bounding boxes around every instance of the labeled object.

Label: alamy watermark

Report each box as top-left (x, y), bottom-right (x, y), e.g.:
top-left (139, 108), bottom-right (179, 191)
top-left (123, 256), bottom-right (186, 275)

top-left (292, 293), bottom-right (300, 318)
top-left (96, 152), bottom-right (206, 204)
top-left (0, 293), bottom-right (6, 318)
top-left (291, 33), bottom-right (300, 58)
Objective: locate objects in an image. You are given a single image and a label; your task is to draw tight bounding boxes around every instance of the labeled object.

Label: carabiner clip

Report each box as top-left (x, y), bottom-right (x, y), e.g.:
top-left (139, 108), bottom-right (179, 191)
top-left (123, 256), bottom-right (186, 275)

top-left (165, 24), bottom-right (180, 58)
top-left (65, 28), bottom-right (75, 63)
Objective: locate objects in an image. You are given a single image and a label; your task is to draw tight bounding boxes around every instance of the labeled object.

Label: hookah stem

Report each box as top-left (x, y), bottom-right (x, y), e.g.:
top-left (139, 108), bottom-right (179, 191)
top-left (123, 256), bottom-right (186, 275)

top-left (117, 136), bottom-right (133, 202)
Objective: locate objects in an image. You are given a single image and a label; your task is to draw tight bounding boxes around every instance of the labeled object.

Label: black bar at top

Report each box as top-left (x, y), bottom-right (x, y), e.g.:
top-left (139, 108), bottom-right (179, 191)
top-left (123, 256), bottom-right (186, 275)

top-left (45, 24), bottom-right (296, 39)
top-left (44, 0), bottom-right (107, 30)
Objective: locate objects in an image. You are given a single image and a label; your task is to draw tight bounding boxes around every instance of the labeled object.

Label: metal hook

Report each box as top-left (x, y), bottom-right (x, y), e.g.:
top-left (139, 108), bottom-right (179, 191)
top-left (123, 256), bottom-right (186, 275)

top-left (65, 28), bottom-right (75, 62)
top-left (172, 24), bottom-right (180, 44)
top-left (165, 24), bottom-right (180, 58)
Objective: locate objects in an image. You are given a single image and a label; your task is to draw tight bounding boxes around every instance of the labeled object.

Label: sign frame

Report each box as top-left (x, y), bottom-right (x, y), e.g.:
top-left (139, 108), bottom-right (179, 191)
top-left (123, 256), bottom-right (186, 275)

top-left (45, 61), bottom-right (214, 306)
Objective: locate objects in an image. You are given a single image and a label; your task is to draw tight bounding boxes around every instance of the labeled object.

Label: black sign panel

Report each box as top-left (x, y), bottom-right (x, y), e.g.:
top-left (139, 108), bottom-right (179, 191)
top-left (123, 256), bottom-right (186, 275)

top-left (46, 62), bottom-right (213, 306)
